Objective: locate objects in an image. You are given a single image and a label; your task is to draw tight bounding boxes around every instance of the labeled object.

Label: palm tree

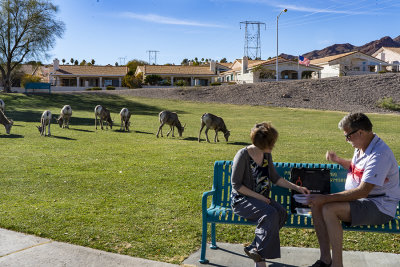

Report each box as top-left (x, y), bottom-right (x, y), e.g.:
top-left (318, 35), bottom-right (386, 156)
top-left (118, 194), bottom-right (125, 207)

top-left (70, 58), bottom-right (74, 64)
top-left (62, 59), bottom-right (66, 65)
top-left (91, 59), bottom-right (95, 65)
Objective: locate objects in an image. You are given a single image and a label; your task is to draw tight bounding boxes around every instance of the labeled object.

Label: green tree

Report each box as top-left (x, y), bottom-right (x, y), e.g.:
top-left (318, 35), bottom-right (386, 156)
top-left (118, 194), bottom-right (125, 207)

top-left (91, 59), bottom-right (95, 65)
top-left (62, 58), bottom-right (65, 65)
top-left (0, 0), bottom-right (65, 92)
top-left (126, 59), bottom-right (147, 73)
top-left (74, 60), bottom-right (78, 65)
top-left (70, 58), bottom-right (74, 64)
top-left (80, 59), bottom-right (86, 66)
top-left (20, 74), bottom-right (41, 88)
top-left (220, 58), bottom-right (227, 63)
top-left (115, 62), bottom-right (119, 66)
top-left (144, 74), bottom-right (162, 85)
top-left (181, 58), bottom-right (189, 65)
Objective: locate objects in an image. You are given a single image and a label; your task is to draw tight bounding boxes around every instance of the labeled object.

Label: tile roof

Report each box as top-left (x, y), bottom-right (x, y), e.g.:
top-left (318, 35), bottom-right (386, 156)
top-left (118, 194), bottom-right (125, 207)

top-left (53, 65), bottom-right (128, 76)
top-left (137, 65), bottom-right (217, 75)
top-left (309, 51), bottom-right (359, 65)
top-left (383, 47), bottom-right (400, 54)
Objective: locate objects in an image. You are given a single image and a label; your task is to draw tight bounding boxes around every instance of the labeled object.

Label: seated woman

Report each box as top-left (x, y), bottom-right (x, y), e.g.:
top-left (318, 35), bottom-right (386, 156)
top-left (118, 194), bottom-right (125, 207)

top-left (231, 122), bottom-right (310, 267)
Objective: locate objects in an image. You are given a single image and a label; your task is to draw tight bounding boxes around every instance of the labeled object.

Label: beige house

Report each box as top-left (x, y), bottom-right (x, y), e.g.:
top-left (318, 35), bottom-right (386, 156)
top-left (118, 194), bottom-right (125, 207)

top-left (310, 51), bottom-right (388, 78)
top-left (219, 56), bottom-right (322, 83)
top-left (135, 62), bottom-right (219, 86)
top-left (50, 59), bottom-right (128, 88)
top-left (372, 47), bottom-right (400, 72)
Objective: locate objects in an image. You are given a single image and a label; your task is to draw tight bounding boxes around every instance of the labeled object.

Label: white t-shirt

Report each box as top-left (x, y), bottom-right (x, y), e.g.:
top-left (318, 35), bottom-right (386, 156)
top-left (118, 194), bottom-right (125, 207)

top-left (345, 134), bottom-right (400, 217)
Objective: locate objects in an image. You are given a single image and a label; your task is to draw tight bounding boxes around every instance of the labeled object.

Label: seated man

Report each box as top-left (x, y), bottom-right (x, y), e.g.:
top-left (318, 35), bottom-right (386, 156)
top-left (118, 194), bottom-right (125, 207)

top-left (308, 113), bottom-right (400, 267)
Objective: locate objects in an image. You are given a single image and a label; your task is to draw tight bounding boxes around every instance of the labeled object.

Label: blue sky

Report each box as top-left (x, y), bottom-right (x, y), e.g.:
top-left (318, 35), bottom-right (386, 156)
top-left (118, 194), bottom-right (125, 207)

top-left (48, 0), bottom-right (400, 65)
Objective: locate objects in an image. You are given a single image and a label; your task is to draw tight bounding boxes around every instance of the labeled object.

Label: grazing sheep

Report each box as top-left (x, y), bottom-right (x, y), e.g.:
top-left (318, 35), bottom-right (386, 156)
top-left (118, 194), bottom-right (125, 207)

top-left (0, 99), bottom-right (4, 112)
top-left (119, 108), bottom-right (131, 132)
top-left (156, 110), bottom-right (186, 138)
top-left (94, 105), bottom-right (113, 130)
top-left (37, 110), bottom-right (52, 136)
top-left (57, 105), bottom-right (72, 128)
top-left (198, 113), bottom-right (230, 143)
top-left (0, 109), bottom-right (13, 134)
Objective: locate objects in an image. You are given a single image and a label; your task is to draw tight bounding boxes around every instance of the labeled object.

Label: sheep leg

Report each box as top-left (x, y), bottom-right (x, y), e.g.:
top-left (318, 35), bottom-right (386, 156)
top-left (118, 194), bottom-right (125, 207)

top-left (95, 114), bottom-right (98, 130)
top-left (198, 122), bottom-right (205, 142)
top-left (120, 118), bottom-right (124, 131)
top-left (214, 130), bottom-right (219, 142)
top-left (205, 128), bottom-right (211, 143)
top-left (48, 123), bottom-right (51, 136)
top-left (156, 123), bottom-right (164, 138)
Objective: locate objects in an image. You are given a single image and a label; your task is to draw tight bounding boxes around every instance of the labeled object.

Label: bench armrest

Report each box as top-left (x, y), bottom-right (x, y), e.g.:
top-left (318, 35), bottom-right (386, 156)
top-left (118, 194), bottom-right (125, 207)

top-left (202, 190), bottom-right (216, 212)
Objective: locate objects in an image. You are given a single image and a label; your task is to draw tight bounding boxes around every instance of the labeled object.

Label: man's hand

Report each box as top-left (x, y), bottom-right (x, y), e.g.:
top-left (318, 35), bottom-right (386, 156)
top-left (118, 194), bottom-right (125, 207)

top-left (326, 151), bottom-right (338, 162)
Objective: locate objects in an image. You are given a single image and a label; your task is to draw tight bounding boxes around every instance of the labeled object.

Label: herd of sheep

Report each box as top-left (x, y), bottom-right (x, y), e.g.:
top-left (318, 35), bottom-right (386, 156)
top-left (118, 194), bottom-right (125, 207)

top-left (0, 98), bottom-right (231, 142)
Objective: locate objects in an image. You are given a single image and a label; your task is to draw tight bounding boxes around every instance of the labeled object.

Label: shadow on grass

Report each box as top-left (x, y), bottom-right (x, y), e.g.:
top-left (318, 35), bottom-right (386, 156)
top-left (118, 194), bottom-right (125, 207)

top-left (0, 134), bottom-right (24, 138)
top-left (4, 93), bottom-right (164, 122)
top-left (183, 137), bottom-right (199, 142)
top-left (134, 130), bottom-right (154, 135)
top-left (50, 135), bottom-right (77, 141)
top-left (69, 128), bottom-right (95, 133)
top-left (228, 141), bottom-right (251, 146)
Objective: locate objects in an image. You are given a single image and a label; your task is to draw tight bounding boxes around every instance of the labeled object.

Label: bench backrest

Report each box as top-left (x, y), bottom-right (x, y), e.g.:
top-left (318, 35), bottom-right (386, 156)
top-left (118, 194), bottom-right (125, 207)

top-left (25, 82), bottom-right (51, 89)
top-left (212, 161), bottom-right (399, 215)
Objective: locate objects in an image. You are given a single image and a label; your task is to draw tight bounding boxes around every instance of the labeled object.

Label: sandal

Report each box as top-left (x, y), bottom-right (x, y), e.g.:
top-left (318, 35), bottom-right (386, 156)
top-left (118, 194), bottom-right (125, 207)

top-left (243, 247), bottom-right (263, 262)
top-left (310, 259), bottom-right (332, 267)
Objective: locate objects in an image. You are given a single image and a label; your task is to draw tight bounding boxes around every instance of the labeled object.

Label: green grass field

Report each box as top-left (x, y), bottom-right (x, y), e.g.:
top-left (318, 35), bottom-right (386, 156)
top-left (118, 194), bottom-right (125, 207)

top-left (0, 92), bottom-right (399, 264)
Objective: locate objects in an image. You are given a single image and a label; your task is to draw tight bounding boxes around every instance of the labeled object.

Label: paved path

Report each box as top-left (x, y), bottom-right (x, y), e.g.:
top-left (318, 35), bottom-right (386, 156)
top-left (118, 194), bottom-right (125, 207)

top-left (2, 228), bottom-right (399, 267)
top-left (183, 242), bottom-right (400, 267)
top-left (0, 228), bottom-right (178, 267)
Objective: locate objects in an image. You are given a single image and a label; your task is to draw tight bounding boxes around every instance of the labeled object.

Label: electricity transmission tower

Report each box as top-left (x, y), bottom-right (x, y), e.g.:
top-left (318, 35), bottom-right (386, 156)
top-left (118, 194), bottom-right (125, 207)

top-left (146, 50), bottom-right (159, 65)
top-left (239, 21), bottom-right (266, 60)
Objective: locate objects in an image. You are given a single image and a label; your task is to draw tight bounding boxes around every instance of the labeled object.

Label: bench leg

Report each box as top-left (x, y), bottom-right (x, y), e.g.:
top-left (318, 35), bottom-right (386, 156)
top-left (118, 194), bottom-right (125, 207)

top-left (210, 223), bottom-right (218, 249)
top-left (199, 219), bottom-right (209, 264)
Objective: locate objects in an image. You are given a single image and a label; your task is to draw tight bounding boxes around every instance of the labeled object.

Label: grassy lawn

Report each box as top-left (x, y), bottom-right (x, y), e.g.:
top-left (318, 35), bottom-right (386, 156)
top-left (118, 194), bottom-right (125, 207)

top-left (0, 92), bottom-right (399, 264)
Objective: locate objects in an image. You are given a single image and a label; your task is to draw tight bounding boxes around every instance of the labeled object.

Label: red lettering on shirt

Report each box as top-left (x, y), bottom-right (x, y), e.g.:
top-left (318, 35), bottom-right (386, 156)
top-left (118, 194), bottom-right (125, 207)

top-left (349, 162), bottom-right (364, 183)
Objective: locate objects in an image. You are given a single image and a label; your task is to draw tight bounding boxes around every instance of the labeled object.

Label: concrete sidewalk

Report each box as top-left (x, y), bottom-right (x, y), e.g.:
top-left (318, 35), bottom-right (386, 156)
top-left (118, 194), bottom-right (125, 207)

top-left (0, 228), bottom-right (178, 267)
top-left (183, 242), bottom-right (400, 267)
top-left (2, 228), bottom-right (399, 267)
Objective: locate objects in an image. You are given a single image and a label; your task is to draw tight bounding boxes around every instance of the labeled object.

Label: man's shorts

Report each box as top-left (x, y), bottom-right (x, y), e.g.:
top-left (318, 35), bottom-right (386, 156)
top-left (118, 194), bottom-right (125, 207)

top-left (348, 198), bottom-right (393, 227)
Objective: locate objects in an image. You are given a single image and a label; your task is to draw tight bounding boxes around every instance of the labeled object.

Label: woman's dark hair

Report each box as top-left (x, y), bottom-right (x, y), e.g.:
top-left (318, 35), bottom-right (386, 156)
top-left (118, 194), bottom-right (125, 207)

top-left (250, 122), bottom-right (279, 150)
top-left (338, 113), bottom-right (373, 132)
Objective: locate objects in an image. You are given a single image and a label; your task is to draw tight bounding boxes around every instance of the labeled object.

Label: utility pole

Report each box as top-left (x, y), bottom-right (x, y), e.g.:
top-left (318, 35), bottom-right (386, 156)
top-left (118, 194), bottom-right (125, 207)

top-left (147, 50), bottom-right (160, 65)
top-left (239, 21), bottom-right (266, 60)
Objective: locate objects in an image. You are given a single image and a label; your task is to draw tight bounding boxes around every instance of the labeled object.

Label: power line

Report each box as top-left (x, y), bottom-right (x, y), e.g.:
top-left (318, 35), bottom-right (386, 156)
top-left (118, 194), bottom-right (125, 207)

top-left (146, 50), bottom-right (160, 65)
top-left (240, 21), bottom-right (266, 60)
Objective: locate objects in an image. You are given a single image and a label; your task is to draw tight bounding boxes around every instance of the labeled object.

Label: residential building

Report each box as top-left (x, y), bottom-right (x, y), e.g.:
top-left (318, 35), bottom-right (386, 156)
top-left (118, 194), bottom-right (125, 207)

top-left (310, 51), bottom-right (388, 78)
top-left (372, 47), bottom-right (400, 72)
top-left (219, 56), bottom-right (322, 83)
top-left (135, 62), bottom-right (219, 86)
top-left (50, 59), bottom-right (127, 88)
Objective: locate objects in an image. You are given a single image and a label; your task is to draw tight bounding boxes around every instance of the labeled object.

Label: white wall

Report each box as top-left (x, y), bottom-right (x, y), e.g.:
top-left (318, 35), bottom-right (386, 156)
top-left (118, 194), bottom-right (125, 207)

top-left (320, 64), bottom-right (341, 78)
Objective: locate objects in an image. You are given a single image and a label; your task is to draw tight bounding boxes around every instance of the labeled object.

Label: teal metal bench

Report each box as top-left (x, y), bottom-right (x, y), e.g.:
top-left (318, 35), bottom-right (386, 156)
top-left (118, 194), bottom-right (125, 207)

top-left (24, 82), bottom-right (51, 93)
top-left (200, 160), bottom-right (400, 264)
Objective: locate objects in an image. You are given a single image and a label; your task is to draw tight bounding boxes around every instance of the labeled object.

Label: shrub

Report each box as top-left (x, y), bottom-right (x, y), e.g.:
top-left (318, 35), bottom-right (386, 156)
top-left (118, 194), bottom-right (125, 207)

top-left (174, 80), bottom-right (188, 86)
top-left (159, 80), bottom-right (171, 86)
top-left (122, 74), bottom-right (142, 89)
top-left (211, 82), bottom-right (221, 86)
top-left (378, 70), bottom-right (387, 74)
top-left (21, 74), bottom-right (41, 88)
top-left (85, 87), bottom-right (102, 91)
top-left (144, 74), bottom-right (162, 85)
top-left (106, 86), bottom-right (115, 90)
top-left (376, 97), bottom-right (400, 111)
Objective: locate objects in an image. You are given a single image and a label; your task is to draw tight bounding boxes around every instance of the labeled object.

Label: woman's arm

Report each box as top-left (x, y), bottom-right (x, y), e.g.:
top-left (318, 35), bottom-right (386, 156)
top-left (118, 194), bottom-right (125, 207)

top-left (275, 177), bottom-right (310, 194)
top-left (236, 185), bottom-right (271, 204)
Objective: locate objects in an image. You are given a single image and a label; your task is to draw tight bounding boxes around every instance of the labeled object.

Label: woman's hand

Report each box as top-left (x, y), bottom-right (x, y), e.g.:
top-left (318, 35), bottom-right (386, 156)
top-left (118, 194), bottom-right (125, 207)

top-left (296, 186), bottom-right (310, 195)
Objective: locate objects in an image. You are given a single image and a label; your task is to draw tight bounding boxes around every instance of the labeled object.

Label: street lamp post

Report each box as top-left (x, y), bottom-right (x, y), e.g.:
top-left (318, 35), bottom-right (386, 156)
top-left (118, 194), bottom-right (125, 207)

top-left (276, 8), bottom-right (287, 81)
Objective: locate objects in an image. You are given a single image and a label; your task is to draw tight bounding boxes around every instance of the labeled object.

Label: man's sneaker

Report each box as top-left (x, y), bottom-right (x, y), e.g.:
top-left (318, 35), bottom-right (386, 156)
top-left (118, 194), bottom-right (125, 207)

top-left (243, 247), bottom-right (263, 262)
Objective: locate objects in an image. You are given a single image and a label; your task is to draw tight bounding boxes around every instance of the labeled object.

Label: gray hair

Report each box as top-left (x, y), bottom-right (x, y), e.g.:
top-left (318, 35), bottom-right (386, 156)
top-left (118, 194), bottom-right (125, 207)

top-left (338, 113), bottom-right (373, 132)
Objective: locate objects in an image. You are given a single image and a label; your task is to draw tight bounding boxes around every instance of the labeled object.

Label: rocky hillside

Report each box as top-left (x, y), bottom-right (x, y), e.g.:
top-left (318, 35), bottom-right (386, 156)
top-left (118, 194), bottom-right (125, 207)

top-left (103, 73), bottom-right (400, 114)
top-left (301, 35), bottom-right (400, 60)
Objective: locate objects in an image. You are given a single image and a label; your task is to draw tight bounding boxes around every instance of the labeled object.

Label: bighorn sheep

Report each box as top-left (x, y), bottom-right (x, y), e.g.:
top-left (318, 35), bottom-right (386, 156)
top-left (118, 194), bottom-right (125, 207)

top-left (37, 110), bottom-right (52, 136)
top-left (94, 105), bottom-right (113, 130)
top-left (198, 113), bottom-right (230, 143)
top-left (0, 99), bottom-right (4, 112)
top-left (156, 110), bottom-right (186, 138)
top-left (0, 109), bottom-right (13, 134)
top-left (57, 105), bottom-right (72, 128)
top-left (119, 108), bottom-right (131, 132)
